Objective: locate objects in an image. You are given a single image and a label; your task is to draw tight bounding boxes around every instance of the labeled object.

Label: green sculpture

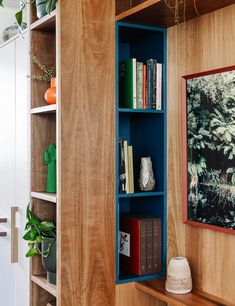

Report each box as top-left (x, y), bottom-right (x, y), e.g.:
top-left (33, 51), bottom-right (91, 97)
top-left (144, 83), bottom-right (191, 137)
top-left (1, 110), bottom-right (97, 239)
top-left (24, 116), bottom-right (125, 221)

top-left (44, 144), bottom-right (56, 193)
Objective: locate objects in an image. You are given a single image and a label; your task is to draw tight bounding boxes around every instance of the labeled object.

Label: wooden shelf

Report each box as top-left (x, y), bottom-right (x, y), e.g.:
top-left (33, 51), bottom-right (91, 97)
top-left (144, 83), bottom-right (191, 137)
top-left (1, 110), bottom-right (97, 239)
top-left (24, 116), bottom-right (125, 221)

top-left (136, 279), bottom-right (232, 306)
top-left (31, 105), bottom-right (56, 115)
top-left (119, 191), bottom-right (164, 198)
top-left (31, 191), bottom-right (57, 203)
top-left (116, 0), bottom-right (234, 28)
top-left (30, 10), bottom-right (56, 31)
top-left (47, 302), bottom-right (56, 306)
top-left (31, 275), bottom-right (57, 297)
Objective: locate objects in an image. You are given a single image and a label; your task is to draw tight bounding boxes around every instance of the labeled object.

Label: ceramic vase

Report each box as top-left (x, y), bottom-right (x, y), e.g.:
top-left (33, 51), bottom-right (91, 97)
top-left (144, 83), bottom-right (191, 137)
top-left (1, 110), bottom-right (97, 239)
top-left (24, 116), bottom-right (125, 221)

top-left (41, 237), bottom-right (56, 285)
top-left (45, 77), bottom-right (56, 105)
top-left (36, 0), bottom-right (47, 19)
top-left (138, 157), bottom-right (155, 191)
top-left (165, 257), bottom-right (192, 294)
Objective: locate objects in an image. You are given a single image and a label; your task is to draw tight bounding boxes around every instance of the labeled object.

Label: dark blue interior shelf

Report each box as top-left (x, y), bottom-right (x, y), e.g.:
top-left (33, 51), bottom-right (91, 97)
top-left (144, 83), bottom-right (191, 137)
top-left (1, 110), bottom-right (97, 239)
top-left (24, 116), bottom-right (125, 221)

top-left (116, 22), bottom-right (167, 284)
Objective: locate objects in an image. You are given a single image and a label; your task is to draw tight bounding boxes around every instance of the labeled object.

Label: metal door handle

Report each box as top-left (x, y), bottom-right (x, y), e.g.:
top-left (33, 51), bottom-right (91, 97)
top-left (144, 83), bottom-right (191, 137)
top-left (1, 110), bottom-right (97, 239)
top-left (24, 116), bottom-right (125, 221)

top-left (0, 217), bottom-right (7, 223)
top-left (0, 232), bottom-right (7, 237)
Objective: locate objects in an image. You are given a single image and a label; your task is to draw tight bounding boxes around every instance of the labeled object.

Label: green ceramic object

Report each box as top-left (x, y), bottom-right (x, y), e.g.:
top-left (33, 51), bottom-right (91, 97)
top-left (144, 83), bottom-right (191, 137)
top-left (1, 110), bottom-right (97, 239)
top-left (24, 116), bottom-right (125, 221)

top-left (41, 237), bottom-right (56, 285)
top-left (44, 144), bottom-right (56, 193)
top-left (36, 0), bottom-right (47, 19)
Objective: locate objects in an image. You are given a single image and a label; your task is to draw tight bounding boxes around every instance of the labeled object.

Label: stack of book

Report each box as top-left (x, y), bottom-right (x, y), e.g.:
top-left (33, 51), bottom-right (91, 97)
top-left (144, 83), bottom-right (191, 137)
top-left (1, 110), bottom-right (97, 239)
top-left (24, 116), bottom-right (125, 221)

top-left (119, 137), bottom-right (134, 194)
top-left (119, 214), bottom-right (161, 276)
top-left (119, 58), bottom-right (163, 110)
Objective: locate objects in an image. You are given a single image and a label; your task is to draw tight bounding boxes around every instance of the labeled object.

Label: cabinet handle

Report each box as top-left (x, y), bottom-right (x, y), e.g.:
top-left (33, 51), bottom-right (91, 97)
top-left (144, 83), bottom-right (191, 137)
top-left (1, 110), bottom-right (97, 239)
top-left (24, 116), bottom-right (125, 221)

top-left (11, 207), bottom-right (19, 263)
top-left (0, 232), bottom-right (7, 237)
top-left (0, 217), bottom-right (7, 223)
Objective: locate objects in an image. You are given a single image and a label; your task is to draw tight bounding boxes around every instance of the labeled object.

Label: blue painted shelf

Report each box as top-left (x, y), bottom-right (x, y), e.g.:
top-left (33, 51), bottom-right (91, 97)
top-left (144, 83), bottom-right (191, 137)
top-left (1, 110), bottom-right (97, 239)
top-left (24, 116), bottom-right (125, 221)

top-left (119, 191), bottom-right (164, 198)
top-left (116, 22), bottom-right (167, 284)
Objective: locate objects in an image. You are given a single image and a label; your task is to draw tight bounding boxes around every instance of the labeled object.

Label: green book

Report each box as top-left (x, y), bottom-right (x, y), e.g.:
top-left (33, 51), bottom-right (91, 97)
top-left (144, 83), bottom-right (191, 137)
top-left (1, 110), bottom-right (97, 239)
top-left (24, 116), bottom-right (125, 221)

top-left (136, 62), bottom-right (144, 109)
top-left (119, 58), bottom-right (137, 109)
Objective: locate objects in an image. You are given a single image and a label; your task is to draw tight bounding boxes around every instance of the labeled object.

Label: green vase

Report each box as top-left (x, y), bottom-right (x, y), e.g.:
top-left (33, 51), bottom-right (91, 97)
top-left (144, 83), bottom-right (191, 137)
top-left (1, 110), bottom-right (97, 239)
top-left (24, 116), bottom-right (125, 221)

top-left (41, 237), bottom-right (56, 285)
top-left (36, 0), bottom-right (47, 19)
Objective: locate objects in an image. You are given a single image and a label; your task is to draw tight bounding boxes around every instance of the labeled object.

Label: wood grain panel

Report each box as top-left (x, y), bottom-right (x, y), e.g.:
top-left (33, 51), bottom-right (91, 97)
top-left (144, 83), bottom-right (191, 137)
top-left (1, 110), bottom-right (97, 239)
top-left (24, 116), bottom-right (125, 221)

top-left (58, 0), bottom-right (115, 305)
top-left (31, 282), bottom-right (55, 306)
top-left (116, 282), bottom-right (166, 306)
top-left (167, 4), bottom-right (235, 303)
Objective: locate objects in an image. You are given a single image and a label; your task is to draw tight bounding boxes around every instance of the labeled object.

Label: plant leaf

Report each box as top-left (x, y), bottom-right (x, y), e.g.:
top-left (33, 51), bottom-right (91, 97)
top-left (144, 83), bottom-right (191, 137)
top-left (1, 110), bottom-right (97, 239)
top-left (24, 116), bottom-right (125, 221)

top-left (23, 230), bottom-right (33, 241)
top-left (15, 10), bottom-right (23, 26)
top-left (0, 0), bottom-right (4, 7)
top-left (26, 248), bottom-right (38, 257)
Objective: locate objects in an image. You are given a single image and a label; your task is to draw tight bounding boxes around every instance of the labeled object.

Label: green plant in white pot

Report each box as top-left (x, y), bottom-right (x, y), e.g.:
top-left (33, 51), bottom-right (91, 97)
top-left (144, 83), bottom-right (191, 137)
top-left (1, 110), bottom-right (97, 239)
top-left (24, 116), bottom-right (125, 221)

top-left (23, 205), bottom-right (57, 285)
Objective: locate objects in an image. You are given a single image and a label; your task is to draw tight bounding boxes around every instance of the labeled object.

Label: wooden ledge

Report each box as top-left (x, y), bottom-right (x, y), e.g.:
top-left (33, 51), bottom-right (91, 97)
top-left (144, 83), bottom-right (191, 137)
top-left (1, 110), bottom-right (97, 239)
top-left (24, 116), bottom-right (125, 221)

top-left (135, 279), bottom-right (234, 306)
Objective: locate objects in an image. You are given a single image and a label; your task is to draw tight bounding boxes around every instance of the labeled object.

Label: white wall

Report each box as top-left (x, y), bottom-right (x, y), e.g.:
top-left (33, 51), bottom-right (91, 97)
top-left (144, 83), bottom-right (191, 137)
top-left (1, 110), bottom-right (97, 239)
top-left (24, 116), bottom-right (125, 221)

top-left (0, 7), bottom-right (17, 44)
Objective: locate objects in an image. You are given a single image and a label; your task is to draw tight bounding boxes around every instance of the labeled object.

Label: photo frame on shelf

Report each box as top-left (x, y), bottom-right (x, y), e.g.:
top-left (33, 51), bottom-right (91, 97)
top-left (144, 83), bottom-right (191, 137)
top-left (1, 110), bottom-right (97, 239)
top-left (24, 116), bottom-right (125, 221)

top-left (182, 65), bottom-right (235, 234)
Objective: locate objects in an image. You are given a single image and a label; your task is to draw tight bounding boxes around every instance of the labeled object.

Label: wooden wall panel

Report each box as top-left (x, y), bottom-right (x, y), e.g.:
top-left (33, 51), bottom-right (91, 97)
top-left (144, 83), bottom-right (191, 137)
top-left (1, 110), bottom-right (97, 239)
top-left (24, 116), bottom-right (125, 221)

top-left (58, 0), bottom-right (115, 306)
top-left (167, 4), bottom-right (235, 303)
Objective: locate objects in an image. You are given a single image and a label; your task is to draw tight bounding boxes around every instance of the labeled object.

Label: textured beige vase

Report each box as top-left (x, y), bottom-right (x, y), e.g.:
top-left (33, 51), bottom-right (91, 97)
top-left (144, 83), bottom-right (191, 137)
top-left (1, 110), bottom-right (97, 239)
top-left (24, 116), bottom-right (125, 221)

top-left (165, 257), bottom-right (192, 294)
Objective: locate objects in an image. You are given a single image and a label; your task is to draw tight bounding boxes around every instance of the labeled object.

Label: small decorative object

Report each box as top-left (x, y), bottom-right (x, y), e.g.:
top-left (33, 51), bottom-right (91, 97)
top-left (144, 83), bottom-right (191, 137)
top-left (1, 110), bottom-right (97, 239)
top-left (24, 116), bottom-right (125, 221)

top-left (139, 157), bottom-right (156, 191)
top-left (165, 257), bottom-right (192, 294)
top-left (45, 77), bottom-right (56, 104)
top-left (23, 205), bottom-right (56, 285)
top-left (183, 66), bottom-right (235, 235)
top-left (44, 144), bottom-right (56, 193)
top-left (2, 22), bottom-right (27, 42)
top-left (36, 0), bottom-right (47, 19)
top-left (42, 237), bottom-right (57, 285)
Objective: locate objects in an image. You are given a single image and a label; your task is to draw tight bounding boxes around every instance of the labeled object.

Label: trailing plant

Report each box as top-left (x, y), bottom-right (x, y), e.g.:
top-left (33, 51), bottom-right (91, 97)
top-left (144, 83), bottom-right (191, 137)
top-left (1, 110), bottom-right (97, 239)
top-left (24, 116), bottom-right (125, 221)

top-left (31, 53), bottom-right (56, 82)
top-left (0, 0), bottom-right (57, 26)
top-left (23, 205), bottom-right (56, 258)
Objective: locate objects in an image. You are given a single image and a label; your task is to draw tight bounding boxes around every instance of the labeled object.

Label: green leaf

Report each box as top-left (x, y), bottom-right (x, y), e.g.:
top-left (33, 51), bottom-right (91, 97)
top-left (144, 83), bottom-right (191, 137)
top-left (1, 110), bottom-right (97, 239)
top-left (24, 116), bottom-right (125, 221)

top-left (46, 0), bottom-right (56, 14)
top-left (26, 204), bottom-right (32, 221)
top-left (23, 230), bottom-right (33, 241)
top-left (24, 221), bottom-right (31, 230)
top-left (0, 0), bottom-right (4, 7)
top-left (26, 248), bottom-right (38, 257)
top-left (36, 236), bottom-right (43, 243)
top-left (15, 10), bottom-right (23, 26)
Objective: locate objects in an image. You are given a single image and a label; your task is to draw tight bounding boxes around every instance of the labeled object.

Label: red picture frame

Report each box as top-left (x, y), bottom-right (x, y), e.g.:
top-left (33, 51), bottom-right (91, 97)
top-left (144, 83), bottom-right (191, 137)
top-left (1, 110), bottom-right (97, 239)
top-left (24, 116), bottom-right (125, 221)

top-left (182, 65), bottom-right (235, 235)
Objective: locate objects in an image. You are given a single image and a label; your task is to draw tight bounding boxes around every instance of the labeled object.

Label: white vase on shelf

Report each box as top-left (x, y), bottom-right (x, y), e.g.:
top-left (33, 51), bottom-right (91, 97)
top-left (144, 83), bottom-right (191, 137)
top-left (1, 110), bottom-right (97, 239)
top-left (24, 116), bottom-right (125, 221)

top-left (165, 257), bottom-right (192, 294)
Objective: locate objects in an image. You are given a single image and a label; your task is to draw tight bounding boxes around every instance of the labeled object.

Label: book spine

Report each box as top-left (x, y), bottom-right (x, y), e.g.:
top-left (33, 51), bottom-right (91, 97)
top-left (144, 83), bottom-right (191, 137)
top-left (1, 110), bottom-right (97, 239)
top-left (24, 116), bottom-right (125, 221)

top-left (146, 59), bottom-right (153, 109)
top-left (146, 219), bottom-right (153, 274)
top-left (143, 64), bottom-right (146, 109)
top-left (119, 138), bottom-right (126, 194)
top-left (132, 58), bottom-right (137, 109)
top-left (140, 220), bottom-right (147, 275)
top-left (156, 63), bottom-right (162, 110)
top-left (128, 146), bottom-right (134, 193)
top-left (152, 60), bottom-right (157, 109)
top-left (152, 219), bottom-right (161, 273)
top-left (124, 140), bottom-right (130, 193)
top-left (136, 62), bottom-right (144, 109)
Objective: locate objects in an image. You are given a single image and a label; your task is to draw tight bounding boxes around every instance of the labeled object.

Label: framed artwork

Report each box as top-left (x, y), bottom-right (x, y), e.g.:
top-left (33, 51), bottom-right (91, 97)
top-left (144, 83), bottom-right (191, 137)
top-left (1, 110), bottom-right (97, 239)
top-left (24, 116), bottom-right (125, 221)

top-left (182, 66), bottom-right (235, 234)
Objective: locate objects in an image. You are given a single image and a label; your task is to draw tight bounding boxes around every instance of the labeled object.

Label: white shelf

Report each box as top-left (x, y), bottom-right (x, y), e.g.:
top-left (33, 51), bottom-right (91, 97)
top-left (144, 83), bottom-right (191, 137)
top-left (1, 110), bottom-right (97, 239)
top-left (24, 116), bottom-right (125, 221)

top-left (31, 275), bottom-right (57, 297)
top-left (31, 191), bottom-right (56, 203)
top-left (31, 105), bottom-right (56, 115)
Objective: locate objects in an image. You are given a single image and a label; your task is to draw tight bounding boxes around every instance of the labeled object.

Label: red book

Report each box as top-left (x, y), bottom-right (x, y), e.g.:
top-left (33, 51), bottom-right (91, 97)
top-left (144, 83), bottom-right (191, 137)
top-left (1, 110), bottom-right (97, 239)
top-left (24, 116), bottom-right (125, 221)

top-left (119, 214), bottom-right (147, 275)
top-left (143, 64), bottom-right (147, 109)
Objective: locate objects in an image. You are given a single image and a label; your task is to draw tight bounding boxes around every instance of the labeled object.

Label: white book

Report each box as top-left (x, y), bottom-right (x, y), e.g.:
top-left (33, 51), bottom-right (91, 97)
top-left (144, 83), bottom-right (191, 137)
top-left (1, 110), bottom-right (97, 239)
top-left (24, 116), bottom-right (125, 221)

top-left (128, 145), bottom-right (134, 193)
top-left (156, 63), bottom-right (162, 110)
top-left (133, 58), bottom-right (137, 109)
top-left (124, 140), bottom-right (130, 193)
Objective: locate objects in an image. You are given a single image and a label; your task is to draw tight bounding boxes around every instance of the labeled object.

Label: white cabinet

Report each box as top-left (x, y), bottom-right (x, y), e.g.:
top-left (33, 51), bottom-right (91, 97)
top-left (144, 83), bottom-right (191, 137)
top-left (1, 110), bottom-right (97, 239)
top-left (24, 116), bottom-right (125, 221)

top-left (0, 35), bottom-right (29, 306)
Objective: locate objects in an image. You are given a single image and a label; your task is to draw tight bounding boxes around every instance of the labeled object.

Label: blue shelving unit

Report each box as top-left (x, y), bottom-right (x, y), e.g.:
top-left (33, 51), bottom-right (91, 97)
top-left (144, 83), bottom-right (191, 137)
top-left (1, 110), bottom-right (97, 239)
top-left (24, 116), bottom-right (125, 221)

top-left (116, 22), bottom-right (167, 284)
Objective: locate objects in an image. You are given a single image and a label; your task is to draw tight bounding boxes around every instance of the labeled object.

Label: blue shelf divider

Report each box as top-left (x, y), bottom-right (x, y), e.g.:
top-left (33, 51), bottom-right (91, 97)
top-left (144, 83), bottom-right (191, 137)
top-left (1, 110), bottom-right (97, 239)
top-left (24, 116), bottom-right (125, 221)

top-left (115, 21), bottom-right (167, 284)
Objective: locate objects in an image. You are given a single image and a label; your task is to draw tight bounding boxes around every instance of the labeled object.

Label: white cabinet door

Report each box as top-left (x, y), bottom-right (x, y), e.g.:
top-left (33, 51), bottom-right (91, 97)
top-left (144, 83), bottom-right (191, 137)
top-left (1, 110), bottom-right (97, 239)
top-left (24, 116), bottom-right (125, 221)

top-left (15, 34), bottom-right (29, 306)
top-left (0, 35), bottom-right (29, 306)
top-left (0, 41), bottom-right (16, 306)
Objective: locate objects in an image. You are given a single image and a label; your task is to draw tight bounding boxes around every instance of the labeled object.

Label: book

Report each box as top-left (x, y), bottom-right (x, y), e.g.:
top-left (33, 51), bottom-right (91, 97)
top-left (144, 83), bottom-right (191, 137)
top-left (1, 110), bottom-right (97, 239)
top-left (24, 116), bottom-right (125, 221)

top-left (119, 214), bottom-right (147, 275)
top-left (143, 64), bottom-right (146, 109)
top-left (136, 62), bottom-right (144, 109)
top-left (146, 219), bottom-right (153, 274)
top-left (152, 218), bottom-right (161, 273)
top-left (152, 59), bottom-right (158, 109)
top-left (119, 138), bottom-right (126, 194)
top-left (119, 58), bottom-right (137, 109)
top-left (156, 63), bottom-right (162, 110)
top-left (124, 140), bottom-right (130, 193)
top-left (128, 145), bottom-right (134, 193)
top-left (146, 59), bottom-right (153, 109)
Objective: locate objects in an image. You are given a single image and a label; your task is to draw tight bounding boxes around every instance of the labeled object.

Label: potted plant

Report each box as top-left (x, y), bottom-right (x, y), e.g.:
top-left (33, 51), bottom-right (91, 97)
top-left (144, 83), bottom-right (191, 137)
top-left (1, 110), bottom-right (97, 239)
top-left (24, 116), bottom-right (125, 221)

top-left (23, 205), bottom-right (57, 285)
top-left (0, 0), bottom-right (57, 26)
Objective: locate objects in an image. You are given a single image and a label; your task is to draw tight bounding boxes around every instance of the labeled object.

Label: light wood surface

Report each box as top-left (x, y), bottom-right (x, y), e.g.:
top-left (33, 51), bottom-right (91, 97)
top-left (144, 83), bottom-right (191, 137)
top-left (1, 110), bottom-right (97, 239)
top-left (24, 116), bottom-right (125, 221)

top-left (31, 105), bottom-right (56, 115)
top-left (58, 0), bottom-right (115, 305)
top-left (31, 191), bottom-right (57, 203)
top-left (30, 10), bottom-right (56, 31)
top-left (167, 4), bottom-right (235, 304)
top-left (116, 0), bottom-right (234, 27)
top-left (31, 282), bottom-right (56, 306)
top-left (136, 279), bottom-right (233, 306)
top-left (11, 206), bottom-right (19, 263)
top-left (31, 274), bottom-right (57, 297)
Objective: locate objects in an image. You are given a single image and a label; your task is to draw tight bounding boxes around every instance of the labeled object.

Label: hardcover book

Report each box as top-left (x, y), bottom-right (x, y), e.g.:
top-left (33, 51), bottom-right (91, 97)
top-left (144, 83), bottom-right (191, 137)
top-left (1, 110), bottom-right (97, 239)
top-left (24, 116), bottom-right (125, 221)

top-left (136, 62), bottom-right (144, 109)
top-left (152, 59), bottom-right (158, 109)
top-left (156, 63), bottom-right (162, 110)
top-left (146, 219), bottom-right (153, 274)
top-left (124, 140), bottom-right (130, 193)
top-left (153, 218), bottom-right (161, 273)
top-left (146, 59), bottom-right (153, 109)
top-left (128, 145), bottom-right (134, 193)
top-left (119, 138), bottom-right (126, 194)
top-left (119, 58), bottom-right (137, 109)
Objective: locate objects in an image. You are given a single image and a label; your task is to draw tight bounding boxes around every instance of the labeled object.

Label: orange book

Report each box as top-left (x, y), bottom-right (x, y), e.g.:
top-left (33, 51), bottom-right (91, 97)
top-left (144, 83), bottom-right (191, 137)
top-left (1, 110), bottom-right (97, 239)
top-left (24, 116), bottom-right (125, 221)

top-left (143, 64), bottom-right (147, 109)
